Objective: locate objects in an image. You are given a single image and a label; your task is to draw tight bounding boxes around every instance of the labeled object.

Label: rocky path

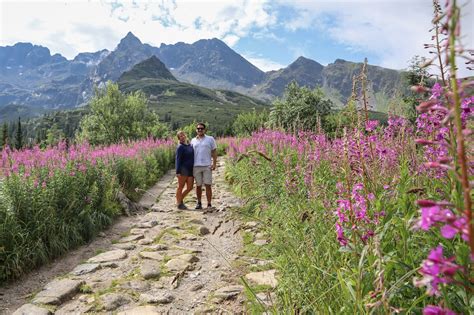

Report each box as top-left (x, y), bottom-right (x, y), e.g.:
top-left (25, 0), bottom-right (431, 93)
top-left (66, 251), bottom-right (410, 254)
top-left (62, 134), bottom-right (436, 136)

top-left (5, 158), bottom-right (264, 314)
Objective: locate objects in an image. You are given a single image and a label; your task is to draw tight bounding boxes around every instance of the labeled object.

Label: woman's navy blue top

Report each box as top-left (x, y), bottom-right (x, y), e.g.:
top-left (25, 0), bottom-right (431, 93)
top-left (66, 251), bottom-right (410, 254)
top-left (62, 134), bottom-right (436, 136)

top-left (175, 143), bottom-right (194, 174)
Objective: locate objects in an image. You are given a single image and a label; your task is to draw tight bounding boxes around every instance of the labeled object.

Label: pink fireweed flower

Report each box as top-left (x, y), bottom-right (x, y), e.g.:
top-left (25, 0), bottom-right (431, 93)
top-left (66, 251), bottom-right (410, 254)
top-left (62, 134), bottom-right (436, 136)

top-left (423, 305), bottom-right (456, 315)
top-left (365, 120), bottom-right (379, 132)
top-left (414, 246), bottom-right (461, 296)
top-left (417, 202), bottom-right (469, 241)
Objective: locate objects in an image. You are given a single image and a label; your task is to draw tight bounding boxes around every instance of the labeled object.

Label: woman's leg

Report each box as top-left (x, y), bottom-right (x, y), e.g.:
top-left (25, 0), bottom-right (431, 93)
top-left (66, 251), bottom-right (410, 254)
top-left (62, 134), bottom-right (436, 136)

top-left (181, 176), bottom-right (194, 201)
top-left (176, 175), bottom-right (187, 205)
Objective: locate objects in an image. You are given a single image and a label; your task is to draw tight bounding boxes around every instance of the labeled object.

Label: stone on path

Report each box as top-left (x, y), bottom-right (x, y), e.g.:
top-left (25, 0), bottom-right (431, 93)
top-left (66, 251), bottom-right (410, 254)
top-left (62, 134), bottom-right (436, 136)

top-left (117, 305), bottom-right (162, 315)
top-left (112, 243), bottom-right (136, 250)
top-left (119, 234), bottom-right (144, 243)
top-left (71, 263), bottom-right (101, 276)
top-left (140, 292), bottom-right (175, 304)
top-left (190, 283), bottom-right (204, 291)
top-left (165, 258), bottom-right (192, 272)
top-left (136, 220), bottom-right (158, 228)
top-left (101, 293), bottom-right (131, 311)
top-left (176, 253), bottom-right (199, 263)
top-left (33, 279), bottom-right (85, 305)
top-left (130, 228), bottom-right (148, 235)
top-left (245, 269), bottom-right (278, 288)
top-left (146, 244), bottom-right (168, 251)
top-left (245, 221), bottom-right (259, 229)
top-left (139, 251), bottom-right (164, 261)
top-left (138, 238), bottom-right (153, 245)
top-left (199, 226), bottom-right (210, 236)
top-left (181, 233), bottom-right (198, 240)
top-left (141, 261), bottom-right (161, 280)
top-left (253, 239), bottom-right (269, 246)
top-left (120, 280), bottom-right (150, 292)
top-left (213, 285), bottom-right (244, 301)
top-left (256, 292), bottom-right (277, 307)
top-left (13, 304), bottom-right (52, 315)
top-left (88, 249), bottom-right (127, 263)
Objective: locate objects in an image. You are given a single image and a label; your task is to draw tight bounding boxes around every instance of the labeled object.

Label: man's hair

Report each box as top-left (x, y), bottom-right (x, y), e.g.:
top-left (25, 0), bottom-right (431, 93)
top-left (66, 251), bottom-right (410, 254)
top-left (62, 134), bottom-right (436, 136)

top-left (196, 122), bottom-right (206, 129)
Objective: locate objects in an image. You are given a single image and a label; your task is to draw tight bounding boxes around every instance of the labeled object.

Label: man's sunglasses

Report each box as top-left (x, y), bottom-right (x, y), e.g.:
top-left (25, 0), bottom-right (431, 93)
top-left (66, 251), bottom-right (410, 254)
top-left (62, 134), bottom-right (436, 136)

top-left (196, 128), bottom-right (205, 130)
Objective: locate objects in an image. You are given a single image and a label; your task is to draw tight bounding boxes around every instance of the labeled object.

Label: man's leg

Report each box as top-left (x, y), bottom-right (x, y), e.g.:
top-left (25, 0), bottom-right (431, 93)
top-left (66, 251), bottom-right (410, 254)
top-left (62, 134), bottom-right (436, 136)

top-left (194, 166), bottom-right (203, 209)
top-left (205, 184), bottom-right (212, 206)
top-left (196, 185), bottom-right (202, 204)
top-left (203, 167), bottom-right (213, 207)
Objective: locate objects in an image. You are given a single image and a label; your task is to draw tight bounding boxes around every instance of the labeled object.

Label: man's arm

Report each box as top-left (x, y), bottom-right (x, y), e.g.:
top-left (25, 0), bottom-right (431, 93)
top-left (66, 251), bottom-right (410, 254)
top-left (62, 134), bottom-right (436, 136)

top-left (211, 149), bottom-right (217, 170)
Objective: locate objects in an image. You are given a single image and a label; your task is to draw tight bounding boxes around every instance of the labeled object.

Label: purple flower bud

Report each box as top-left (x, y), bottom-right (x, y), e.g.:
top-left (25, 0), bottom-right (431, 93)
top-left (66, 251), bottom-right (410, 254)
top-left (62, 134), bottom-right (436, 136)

top-left (411, 85), bottom-right (430, 93)
top-left (417, 100), bottom-right (439, 113)
top-left (417, 200), bottom-right (437, 207)
top-left (415, 139), bottom-right (436, 145)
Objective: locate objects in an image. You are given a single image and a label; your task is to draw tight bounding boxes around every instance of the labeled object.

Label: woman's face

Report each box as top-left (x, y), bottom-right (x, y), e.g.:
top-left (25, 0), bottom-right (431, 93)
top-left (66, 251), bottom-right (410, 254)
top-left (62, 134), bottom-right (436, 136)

top-left (178, 133), bottom-right (187, 143)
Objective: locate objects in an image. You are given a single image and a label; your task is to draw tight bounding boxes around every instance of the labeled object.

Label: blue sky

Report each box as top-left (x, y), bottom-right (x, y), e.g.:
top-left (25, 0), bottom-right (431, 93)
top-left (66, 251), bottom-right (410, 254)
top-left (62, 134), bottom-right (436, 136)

top-left (0, 0), bottom-right (472, 74)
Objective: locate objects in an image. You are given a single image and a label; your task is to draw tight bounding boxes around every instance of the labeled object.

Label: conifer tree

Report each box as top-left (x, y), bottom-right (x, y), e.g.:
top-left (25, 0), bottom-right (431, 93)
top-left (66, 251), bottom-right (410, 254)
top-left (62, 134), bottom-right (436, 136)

top-left (15, 117), bottom-right (23, 149)
top-left (1, 122), bottom-right (8, 148)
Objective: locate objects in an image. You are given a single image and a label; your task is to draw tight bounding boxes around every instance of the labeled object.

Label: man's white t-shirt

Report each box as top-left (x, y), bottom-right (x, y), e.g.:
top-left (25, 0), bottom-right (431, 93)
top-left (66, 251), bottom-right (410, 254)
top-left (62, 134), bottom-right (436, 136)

top-left (191, 135), bottom-right (217, 167)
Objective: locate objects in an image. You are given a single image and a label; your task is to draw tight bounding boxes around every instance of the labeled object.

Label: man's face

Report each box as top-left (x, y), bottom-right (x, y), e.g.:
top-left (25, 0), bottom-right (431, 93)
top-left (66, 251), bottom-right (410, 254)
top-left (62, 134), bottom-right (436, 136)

top-left (196, 125), bottom-right (205, 136)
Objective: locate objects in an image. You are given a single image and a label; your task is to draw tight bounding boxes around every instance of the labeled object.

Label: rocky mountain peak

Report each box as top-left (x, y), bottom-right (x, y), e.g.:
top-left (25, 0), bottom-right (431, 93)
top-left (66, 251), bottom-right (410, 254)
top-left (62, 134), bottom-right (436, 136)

top-left (118, 55), bottom-right (176, 82)
top-left (117, 32), bottom-right (143, 50)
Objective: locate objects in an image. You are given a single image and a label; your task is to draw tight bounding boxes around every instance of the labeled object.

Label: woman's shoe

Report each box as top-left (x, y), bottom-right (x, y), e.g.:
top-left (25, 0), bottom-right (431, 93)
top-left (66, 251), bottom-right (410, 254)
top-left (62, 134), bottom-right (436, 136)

top-left (177, 203), bottom-right (188, 210)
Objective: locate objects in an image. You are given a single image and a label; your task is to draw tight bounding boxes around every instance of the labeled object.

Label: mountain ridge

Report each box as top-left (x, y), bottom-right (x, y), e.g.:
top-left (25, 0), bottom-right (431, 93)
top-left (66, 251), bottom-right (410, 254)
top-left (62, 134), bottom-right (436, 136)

top-left (0, 32), bottom-right (408, 120)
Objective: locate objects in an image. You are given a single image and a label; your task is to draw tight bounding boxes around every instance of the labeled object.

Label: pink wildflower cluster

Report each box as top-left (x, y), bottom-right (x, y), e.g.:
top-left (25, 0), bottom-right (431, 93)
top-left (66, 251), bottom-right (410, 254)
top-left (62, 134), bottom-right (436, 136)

top-left (226, 126), bottom-right (407, 247)
top-left (0, 137), bottom-right (174, 187)
top-left (335, 182), bottom-right (383, 246)
top-left (417, 200), bottom-right (469, 241)
top-left (414, 246), bottom-right (461, 296)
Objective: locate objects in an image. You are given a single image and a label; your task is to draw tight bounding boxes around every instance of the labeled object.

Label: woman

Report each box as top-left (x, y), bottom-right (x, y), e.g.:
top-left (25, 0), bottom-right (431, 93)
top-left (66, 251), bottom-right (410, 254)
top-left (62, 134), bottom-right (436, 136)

top-left (175, 131), bottom-right (194, 209)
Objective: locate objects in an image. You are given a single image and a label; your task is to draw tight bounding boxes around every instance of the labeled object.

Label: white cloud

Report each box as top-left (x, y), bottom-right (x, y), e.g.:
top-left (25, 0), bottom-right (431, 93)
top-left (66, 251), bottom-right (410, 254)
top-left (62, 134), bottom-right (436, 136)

top-left (242, 53), bottom-right (286, 71)
top-left (0, 0), bottom-right (277, 58)
top-left (276, 0), bottom-right (473, 75)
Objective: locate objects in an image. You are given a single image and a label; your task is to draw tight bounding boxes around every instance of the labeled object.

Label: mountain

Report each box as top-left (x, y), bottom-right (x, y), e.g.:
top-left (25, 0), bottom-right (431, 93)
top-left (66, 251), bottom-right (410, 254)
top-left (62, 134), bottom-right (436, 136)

top-left (117, 56), bottom-right (268, 134)
top-left (0, 42), bottom-right (109, 114)
top-left (321, 59), bottom-right (404, 111)
top-left (0, 32), bottom-right (408, 121)
top-left (255, 57), bottom-right (324, 98)
top-left (160, 38), bottom-right (265, 89)
top-left (118, 56), bottom-right (177, 82)
top-left (249, 57), bottom-right (404, 111)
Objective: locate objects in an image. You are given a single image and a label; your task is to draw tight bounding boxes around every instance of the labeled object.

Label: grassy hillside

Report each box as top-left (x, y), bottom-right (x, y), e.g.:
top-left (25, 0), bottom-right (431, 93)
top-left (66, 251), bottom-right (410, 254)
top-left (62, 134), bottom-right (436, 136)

top-left (118, 77), bottom-right (269, 134)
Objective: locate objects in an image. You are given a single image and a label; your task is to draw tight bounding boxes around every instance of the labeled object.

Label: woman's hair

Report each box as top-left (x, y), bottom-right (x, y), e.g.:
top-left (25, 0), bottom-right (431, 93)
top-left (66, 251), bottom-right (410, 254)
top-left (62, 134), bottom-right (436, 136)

top-left (176, 130), bottom-right (186, 139)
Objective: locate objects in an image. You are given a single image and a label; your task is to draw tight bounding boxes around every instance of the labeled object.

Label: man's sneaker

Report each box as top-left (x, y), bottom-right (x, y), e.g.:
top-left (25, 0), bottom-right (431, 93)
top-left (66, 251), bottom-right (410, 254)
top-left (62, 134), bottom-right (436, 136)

top-left (177, 203), bottom-right (187, 210)
top-left (195, 202), bottom-right (203, 210)
top-left (207, 204), bottom-right (212, 209)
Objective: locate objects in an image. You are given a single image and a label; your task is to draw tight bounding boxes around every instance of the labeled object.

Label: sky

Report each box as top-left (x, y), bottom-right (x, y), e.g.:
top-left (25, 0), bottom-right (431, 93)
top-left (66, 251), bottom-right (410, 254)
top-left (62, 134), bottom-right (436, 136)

top-left (0, 0), bottom-right (473, 75)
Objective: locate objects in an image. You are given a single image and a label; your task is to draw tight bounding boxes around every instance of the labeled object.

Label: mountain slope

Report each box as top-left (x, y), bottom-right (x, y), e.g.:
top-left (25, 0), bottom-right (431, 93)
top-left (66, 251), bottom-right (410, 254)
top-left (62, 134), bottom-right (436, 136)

top-left (117, 56), bottom-right (268, 134)
top-left (119, 56), bottom-right (177, 82)
top-left (161, 38), bottom-right (265, 89)
top-left (254, 56), bottom-right (324, 98)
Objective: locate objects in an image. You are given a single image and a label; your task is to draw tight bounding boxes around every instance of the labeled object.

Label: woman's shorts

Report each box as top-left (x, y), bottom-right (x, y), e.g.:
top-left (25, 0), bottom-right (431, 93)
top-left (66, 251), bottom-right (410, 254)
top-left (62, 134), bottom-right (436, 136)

top-left (178, 167), bottom-right (193, 177)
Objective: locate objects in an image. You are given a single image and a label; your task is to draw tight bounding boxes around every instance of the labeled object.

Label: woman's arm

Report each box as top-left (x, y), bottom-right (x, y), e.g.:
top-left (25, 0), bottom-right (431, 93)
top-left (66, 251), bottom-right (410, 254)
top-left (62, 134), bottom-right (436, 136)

top-left (176, 145), bottom-right (183, 174)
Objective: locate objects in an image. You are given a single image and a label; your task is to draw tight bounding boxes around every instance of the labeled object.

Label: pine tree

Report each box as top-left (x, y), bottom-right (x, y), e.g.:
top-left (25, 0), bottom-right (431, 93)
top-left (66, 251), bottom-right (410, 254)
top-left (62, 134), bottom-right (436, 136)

top-left (1, 122), bottom-right (8, 148)
top-left (15, 117), bottom-right (23, 150)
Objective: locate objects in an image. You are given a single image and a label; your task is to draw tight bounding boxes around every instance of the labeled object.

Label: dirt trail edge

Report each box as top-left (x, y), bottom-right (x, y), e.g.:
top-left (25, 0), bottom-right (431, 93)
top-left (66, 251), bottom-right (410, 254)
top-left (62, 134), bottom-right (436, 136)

top-left (3, 158), bottom-right (247, 314)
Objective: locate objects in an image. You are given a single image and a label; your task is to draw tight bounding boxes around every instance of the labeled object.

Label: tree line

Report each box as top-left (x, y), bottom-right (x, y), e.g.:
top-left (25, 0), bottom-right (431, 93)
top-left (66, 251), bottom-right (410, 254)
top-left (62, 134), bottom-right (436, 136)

top-left (1, 60), bottom-right (425, 150)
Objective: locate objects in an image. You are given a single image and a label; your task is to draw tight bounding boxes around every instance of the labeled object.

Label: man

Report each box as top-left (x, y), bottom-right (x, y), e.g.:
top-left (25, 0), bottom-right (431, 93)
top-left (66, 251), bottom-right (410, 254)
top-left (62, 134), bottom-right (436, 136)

top-left (190, 122), bottom-right (217, 209)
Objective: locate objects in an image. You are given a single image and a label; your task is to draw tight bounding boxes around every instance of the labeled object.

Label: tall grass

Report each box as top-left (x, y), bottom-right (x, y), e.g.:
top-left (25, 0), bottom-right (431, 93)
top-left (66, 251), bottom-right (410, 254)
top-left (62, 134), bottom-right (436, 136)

top-left (0, 138), bottom-right (174, 282)
top-left (225, 109), bottom-right (471, 313)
